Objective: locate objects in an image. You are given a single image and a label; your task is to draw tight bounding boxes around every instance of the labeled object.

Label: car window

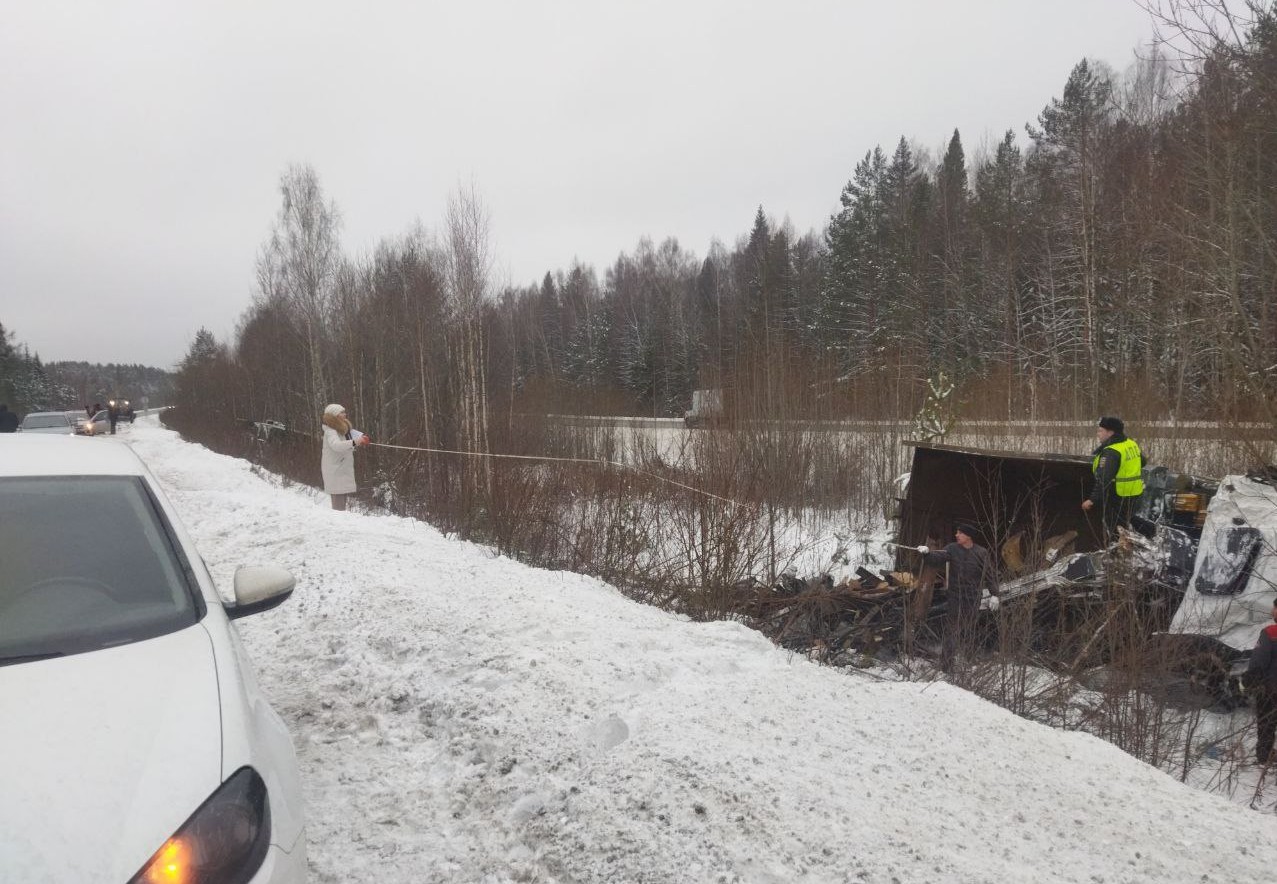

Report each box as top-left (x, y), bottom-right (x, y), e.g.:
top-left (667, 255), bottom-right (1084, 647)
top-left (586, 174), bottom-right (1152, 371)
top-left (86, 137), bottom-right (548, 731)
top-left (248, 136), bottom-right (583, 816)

top-left (20, 414), bottom-right (70, 429)
top-left (0, 476), bottom-right (203, 664)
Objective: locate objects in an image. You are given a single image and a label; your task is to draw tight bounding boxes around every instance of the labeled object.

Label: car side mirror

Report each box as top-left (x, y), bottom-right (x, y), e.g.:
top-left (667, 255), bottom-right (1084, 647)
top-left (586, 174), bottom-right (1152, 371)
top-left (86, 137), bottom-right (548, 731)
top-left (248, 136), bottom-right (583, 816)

top-left (225, 566), bottom-right (296, 620)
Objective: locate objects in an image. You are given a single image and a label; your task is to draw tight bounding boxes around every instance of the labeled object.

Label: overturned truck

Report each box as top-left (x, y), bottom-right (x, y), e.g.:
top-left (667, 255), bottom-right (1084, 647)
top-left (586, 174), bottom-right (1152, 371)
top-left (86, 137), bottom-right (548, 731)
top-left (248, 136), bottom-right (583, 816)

top-left (898, 441), bottom-right (1213, 573)
top-left (895, 442), bottom-right (1276, 692)
top-left (748, 442), bottom-right (1275, 694)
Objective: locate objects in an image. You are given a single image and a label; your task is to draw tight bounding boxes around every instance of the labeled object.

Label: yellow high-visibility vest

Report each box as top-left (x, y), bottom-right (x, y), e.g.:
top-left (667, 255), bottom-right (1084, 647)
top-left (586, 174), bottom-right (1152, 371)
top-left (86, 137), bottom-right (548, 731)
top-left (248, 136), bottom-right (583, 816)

top-left (1093, 437), bottom-right (1144, 498)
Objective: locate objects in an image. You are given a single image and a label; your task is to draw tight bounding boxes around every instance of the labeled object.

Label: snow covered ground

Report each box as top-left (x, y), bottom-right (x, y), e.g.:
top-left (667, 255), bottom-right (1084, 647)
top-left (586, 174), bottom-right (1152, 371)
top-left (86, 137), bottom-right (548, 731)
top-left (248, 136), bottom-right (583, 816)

top-left (121, 418), bottom-right (1276, 883)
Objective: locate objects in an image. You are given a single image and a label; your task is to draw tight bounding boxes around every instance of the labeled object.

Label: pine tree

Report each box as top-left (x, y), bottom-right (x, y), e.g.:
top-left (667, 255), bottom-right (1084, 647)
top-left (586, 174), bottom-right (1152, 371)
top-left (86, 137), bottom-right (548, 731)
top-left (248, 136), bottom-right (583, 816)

top-left (933, 129), bottom-right (981, 370)
top-left (974, 130), bottom-right (1035, 411)
top-left (912, 371), bottom-right (955, 441)
top-left (823, 146), bottom-right (889, 372)
top-left (0, 321), bottom-right (17, 407)
top-left (881, 137), bottom-right (933, 366)
top-left (1027, 59), bottom-right (1115, 403)
top-left (175, 328), bottom-right (224, 411)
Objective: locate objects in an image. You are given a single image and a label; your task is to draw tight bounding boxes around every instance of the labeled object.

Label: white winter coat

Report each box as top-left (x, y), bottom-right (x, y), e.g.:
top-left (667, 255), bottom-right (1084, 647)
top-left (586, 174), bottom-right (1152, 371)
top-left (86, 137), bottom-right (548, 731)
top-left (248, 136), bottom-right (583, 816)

top-left (321, 425), bottom-right (359, 494)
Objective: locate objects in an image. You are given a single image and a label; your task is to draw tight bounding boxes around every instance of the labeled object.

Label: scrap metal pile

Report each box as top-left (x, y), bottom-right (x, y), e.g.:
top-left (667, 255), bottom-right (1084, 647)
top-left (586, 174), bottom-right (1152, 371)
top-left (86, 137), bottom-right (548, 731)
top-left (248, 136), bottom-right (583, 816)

top-left (734, 523), bottom-right (1197, 668)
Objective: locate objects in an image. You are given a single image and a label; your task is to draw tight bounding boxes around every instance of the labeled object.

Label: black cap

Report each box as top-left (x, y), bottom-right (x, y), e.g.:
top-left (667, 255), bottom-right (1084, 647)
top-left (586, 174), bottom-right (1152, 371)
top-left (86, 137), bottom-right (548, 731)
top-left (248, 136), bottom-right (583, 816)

top-left (954, 522), bottom-right (978, 538)
top-left (1098, 416), bottom-right (1124, 434)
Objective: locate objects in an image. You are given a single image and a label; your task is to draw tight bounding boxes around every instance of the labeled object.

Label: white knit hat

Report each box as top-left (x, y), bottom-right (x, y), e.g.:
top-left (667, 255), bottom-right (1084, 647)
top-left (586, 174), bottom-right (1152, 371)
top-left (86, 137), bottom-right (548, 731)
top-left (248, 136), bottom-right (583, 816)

top-left (323, 403), bottom-right (345, 417)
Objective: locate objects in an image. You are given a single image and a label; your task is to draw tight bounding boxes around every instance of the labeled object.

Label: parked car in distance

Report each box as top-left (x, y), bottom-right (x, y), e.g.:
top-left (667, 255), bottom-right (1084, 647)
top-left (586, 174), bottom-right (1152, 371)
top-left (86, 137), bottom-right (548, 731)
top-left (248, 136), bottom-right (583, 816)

top-left (67, 410), bottom-right (110, 436)
top-left (17, 411), bottom-right (76, 435)
top-left (0, 436), bottom-right (306, 882)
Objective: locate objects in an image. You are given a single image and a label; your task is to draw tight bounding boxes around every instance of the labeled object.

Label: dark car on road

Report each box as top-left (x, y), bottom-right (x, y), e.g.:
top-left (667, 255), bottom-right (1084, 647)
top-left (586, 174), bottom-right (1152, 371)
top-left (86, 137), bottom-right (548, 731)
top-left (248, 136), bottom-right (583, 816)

top-left (110, 400), bottom-right (136, 422)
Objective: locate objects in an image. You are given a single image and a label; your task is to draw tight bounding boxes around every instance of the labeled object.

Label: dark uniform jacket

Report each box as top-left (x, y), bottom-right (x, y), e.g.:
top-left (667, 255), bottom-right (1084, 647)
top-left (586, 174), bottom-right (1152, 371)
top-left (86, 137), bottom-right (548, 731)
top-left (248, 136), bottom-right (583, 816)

top-left (924, 543), bottom-right (999, 602)
top-left (1246, 623), bottom-right (1277, 692)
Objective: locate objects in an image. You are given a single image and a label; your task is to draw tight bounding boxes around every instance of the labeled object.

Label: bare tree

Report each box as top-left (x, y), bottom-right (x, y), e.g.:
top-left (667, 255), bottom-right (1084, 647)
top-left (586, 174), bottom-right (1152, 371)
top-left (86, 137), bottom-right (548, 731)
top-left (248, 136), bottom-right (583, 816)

top-left (1142, 0), bottom-right (1262, 68)
top-left (444, 184), bottom-right (495, 502)
top-left (255, 164), bottom-right (342, 417)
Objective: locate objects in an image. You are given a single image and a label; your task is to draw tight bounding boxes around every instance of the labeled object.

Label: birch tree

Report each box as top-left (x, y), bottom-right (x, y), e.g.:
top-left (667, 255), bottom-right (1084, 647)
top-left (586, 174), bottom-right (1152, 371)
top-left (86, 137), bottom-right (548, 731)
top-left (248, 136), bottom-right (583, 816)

top-left (255, 164), bottom-right (342, 419)
top-left (443, 184), bottom-right (494, 499)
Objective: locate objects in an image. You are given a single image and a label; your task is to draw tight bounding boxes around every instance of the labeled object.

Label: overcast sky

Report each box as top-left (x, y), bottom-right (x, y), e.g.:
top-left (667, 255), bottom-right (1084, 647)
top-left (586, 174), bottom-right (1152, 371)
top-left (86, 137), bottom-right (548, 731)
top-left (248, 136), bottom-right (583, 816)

top-left (2, 1), bottom-right (1159, 368)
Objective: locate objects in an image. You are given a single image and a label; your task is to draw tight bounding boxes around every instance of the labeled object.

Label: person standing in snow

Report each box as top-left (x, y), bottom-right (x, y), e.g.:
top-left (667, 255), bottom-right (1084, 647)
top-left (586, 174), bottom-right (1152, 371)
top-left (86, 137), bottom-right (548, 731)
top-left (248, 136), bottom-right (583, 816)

top-left (1081, 416), bottom-right (1143, 542)
top-left (1243, 597), bottom-right (1277, 766)
top-left (321, 403), bottom-right (370, 511)
top-left (917, 523), bottom-right (1000, 672)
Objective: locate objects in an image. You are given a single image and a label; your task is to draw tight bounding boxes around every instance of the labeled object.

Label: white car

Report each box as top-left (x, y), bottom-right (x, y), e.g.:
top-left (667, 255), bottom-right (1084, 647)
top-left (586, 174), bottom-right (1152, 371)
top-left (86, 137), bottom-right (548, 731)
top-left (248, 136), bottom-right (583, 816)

top-left (18, 410), bottom-right (77, 435)
top-left (0, 436), bottom-right (306, 883)
top-left (66, 409), bottom-right (110, 436)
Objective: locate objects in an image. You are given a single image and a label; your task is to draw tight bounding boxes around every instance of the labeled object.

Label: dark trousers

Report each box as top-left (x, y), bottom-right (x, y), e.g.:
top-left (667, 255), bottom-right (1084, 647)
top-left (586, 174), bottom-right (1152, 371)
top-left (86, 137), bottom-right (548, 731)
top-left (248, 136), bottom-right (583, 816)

top-left (941, 593), bottom-right (981, 671)
top-left (1256, 687), bottom-right (1277, 766)
top-left (1100, 495), bottom-right (1136, 542)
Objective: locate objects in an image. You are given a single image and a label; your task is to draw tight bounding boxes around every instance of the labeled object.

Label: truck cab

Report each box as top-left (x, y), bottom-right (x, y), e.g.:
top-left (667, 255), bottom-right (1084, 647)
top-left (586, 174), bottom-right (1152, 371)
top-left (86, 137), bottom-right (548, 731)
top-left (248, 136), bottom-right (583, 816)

top-left (684, 389), bottom-right (724, 428)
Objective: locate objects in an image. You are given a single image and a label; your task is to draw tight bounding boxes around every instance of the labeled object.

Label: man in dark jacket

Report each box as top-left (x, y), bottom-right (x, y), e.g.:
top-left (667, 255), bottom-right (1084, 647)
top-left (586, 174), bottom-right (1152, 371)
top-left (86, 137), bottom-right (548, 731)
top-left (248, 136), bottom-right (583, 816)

top-left (918, 523), bottom-right (1000, 672)
top-left (0, 404), bottom-right (18, 433)
top-left (1244, 597), bottom-right (1277, 766)
top-left (1082, 416), bottom-right (1144, 541)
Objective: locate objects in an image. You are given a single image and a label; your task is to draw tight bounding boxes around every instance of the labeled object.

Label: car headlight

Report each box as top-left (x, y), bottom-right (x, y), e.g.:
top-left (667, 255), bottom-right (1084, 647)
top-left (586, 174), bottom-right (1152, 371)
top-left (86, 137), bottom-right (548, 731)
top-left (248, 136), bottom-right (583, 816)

top-left (128, 767), bottom-right (271, 884)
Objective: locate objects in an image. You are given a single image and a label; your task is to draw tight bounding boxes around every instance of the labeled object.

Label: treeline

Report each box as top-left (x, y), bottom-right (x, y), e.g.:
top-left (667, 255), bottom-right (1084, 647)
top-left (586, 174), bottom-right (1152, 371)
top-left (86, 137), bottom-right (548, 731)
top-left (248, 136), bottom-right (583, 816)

top-left (170, 5), bottom-right (1277, 520)
top-left (43, 361), bottom-right (174, 413)
top-left (0, 321), bottom-right (77, 414)
top-left (497, 13), bottom-right (1277, 424)
top-left (0, 321), bottom-right (174, 417)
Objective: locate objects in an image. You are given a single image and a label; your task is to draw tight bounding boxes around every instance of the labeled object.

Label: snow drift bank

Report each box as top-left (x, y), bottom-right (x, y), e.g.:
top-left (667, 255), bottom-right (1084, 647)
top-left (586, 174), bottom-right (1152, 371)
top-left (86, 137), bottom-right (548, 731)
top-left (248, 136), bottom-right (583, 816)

top-left (125, 419), bottom-right (1274, 884)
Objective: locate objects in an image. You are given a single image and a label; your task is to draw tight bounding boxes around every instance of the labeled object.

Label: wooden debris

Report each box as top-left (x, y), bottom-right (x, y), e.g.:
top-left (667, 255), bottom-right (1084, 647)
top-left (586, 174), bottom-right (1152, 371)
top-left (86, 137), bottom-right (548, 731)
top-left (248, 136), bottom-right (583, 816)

top-left (1002, 532), bottom-right (1025, 574)
top-left (739, 570), bottom-right (945, 661)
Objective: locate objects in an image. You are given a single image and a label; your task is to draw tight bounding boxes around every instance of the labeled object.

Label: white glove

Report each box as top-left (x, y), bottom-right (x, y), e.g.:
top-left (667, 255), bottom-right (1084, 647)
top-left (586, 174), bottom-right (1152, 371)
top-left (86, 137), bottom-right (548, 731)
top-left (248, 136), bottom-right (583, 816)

top-left (987, 595), bottom-right (1000, 612)
top-left (916, 545), bottom-right (930, 554)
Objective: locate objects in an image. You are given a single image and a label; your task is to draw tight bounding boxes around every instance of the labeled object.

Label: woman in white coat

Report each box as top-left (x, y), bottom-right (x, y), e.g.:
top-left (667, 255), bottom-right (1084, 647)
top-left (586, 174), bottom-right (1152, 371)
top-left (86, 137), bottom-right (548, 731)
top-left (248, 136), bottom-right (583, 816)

top-left (321, 403), bottom-right (370, 510)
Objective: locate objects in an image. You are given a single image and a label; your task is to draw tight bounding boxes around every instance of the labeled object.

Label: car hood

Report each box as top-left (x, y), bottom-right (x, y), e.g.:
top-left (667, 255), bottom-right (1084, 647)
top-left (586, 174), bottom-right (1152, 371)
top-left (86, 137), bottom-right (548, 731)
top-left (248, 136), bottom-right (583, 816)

top-left (0, 625), bottom-right (223, 882)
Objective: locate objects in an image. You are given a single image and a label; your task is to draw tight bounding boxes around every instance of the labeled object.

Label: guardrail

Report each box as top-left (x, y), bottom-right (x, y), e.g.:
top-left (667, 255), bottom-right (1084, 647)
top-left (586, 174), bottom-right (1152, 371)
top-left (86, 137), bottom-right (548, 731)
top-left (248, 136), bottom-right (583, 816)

top-left (536, 413), bottom-right (1274, 438)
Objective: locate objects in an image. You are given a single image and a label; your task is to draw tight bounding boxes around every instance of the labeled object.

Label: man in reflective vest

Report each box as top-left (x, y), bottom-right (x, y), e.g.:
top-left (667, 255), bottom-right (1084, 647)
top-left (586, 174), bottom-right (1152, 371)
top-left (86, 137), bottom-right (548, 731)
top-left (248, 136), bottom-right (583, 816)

top-left (1082, 416), bottom-right (1143, 541)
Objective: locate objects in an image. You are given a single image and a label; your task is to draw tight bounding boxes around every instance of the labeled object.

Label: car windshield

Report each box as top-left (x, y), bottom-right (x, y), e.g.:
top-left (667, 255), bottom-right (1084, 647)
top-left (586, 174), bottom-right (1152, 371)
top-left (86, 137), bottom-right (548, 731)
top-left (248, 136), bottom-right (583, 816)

top-left (21, 414), bottom-right (70, 429)
top-left (0, 476), bottom-right (202, 664)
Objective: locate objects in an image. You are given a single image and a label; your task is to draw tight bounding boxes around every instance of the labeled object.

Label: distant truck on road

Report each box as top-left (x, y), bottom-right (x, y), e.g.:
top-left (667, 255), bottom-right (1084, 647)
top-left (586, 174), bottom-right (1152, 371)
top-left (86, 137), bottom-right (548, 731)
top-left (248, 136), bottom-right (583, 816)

top-left (109, 398), bottom-right (136, 422)
top-left (684, 389), bottom-right (724, 429)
